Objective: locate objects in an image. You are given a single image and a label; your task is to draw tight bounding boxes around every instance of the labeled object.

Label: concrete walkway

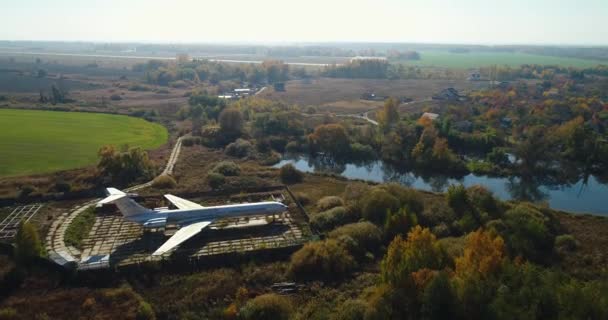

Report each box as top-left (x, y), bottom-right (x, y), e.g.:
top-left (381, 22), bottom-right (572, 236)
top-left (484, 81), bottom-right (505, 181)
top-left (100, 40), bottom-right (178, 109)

top-left (46, 136), bottom-right (184, 267)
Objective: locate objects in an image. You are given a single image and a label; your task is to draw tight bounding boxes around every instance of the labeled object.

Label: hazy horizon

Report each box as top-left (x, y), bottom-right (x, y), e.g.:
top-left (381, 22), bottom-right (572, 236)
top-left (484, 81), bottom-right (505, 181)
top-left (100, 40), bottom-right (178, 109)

top-left (1, 0), bottom-right (607, 46)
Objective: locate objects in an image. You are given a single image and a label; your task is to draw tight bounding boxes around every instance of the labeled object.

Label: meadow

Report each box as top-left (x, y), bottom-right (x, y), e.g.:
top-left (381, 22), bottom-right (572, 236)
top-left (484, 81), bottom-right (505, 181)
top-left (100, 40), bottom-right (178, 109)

top-left (397, 50), bottom-right (606, 68)
top-left (0, 109), bottom-right (168, 177)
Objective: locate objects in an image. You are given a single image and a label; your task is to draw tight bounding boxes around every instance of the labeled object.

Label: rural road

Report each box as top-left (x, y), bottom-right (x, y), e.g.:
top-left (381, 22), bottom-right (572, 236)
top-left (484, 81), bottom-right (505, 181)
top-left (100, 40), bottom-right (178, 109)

top-left (46, 136), bottom-right (185, 268)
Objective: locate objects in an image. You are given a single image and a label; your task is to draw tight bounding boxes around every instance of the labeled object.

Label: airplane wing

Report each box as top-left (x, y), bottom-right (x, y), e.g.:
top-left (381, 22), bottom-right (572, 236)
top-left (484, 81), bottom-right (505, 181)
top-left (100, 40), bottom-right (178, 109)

top-left (152, 221), bottom-right (212, 256)
top-left (164, 194), bottom-right (204, 210)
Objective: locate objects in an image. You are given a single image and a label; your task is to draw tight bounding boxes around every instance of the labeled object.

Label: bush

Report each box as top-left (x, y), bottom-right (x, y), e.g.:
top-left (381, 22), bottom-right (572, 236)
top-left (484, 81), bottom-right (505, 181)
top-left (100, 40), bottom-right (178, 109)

top-left (420, 201), bottom-right (456, 227)
top-left (279, 164), bottom-right (303, 184)
top-left (269, 136), bottom-right (288, 152)
top-left (240, 294), bottom-right (293, 320)
top-left (18, 185), bottom-right (36, 199)
top-left (294, 192), bottom-right (311, 206)
top-left (54, 180), bottom-right (72, 193)
top-left (289, 239), bottom-right (356, 280)
top-left (446, 184), bottom-right (470, 216)
top-left (110, 94), bottom-right (122, 101)
top-left (328, 222), bottom-right (383, 258)
top-left (207, 172), bottom-right (225, 189)
top-left (502, 203), bottom-right (555, 263)
top-left (379, 184), bottom-right (424, 214)
top-left (152, 174), bottom-right (177, 189)
top-left (212, 161), bottom-right (241, 176)
top-left (225, 139), bottom-right (253, 158)
top-left (467, 185), bottom-right (500, 218)
top-left (317, 196), bottom-right (344, 211)
top-left (361, 188), bottom-right (400, 225)
top-left (136, 301), bottom-right (156, 320)
top-left (14, 221), bottom-right (44, 264)
top-left (181, 137), bottom-right (200, 147)
top-left (310, 206), bottom-right (351, 231)
top-left (555, 234), bottom-right (578, 252)
top-left (0, 308), bottom-right (17, 320)
top-left (331, 299), bottom-right (367, 320)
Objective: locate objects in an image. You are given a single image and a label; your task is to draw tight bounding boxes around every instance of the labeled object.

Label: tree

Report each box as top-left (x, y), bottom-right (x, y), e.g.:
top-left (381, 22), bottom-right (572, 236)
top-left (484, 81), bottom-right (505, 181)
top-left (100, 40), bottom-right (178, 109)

top-left (189, 105), bottom-right (204, 136)
top-left (218, 107), bottom-right (244, 138)
top-left (384, 207), bottom-right (418, 242)
top-left (381, 226), bottom-right (445, 288)
top-left (360, 188), bottom-right (400, 225)
top-left (377, 97), bottom-right (400, 131)
top-left (455, 229), bottom-right (505, 279)
top-left (378, 98), bottom-right (399, 131)
top-left (307, 124), bottom-right (350, 157)
top-left (14, 221), bottom-right (44, 264)
top-left (97, 145), bottom-right (155, 185)
top-left (421, 272), bottom-right (457, 320)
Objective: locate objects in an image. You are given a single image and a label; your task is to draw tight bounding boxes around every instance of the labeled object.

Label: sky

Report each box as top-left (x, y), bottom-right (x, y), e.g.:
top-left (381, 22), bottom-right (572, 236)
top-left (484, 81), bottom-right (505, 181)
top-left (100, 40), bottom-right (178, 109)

top-left (1, 0), bottom-right (607, 45)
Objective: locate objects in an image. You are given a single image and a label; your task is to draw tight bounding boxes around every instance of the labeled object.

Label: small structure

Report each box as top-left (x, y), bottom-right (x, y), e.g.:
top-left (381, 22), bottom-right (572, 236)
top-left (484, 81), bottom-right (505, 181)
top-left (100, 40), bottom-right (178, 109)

top-left (234, 88), bottom-right (252, 96)
top-left (421, 112), bottom-right (440, 122)
top-left (432, 88), bottom-right (465, 101)
top-left (468, 71), bottom-right (482, 81)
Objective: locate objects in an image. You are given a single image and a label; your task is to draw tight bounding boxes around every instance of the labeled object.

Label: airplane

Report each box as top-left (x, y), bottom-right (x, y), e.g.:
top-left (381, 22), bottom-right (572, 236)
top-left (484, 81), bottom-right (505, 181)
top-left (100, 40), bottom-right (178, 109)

top-left (97, 188), bottom-right (288, 256)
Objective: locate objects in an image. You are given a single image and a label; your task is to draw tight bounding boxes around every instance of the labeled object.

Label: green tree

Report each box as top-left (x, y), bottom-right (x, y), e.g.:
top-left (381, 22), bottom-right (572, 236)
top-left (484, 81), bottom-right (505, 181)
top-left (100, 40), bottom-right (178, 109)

top-left (240, 294), bottom-right (293, 320)
top-left (218, 107), bottom-right (244, 138)
top-left (421, 272), bottom-right (457, 320)
top-left (14, 221), bottom-right (44, 264)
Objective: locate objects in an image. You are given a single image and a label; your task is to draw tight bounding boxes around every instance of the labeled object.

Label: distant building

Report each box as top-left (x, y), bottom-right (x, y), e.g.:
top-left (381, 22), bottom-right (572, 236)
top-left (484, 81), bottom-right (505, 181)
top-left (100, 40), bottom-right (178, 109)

top-left (350, 56), bottom-right (387, 63)
top-left (421, 112), bottom-right (440, 121)
top-left (468, 71), bottom-right (482, 81)
top-left (432, 88), bottom-right (464, 101)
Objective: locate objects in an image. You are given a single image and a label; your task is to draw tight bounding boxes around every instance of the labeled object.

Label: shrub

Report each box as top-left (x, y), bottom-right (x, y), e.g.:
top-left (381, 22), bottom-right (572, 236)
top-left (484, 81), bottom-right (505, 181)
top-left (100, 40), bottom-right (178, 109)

top-left (310, 206), bottom-right (350, 231)
top-left (331, 299), bottom-right (367, 320)
top-left (212, 161), bottom-right (241, 176)
top-left (0, 308), bottom-right (17, 320)
top-left (468, 185), bottom-right (500, 218)
top-left (181, 137), bottom-right (200, 147)
top-left (110, 94), bottom-right (122, 101)
top-left (384, 208), bottom-right (418, 241)
top-left (219, 107), bottom-right (244, 137)
top-left (54, 180), bottom-right (72, 193)
top-left (361, 188), bottom-right (400, 225)
top-left (240, 294), bottom-right (293, 320)
top-left (380, 184), bottom-right (424, 214)
top-left (279, 164), bottom-right (303, 184)
top-left (317, 196), bottom-right (344, 211)
top-left (225, 138), bottom-right (253, 158)
top-left (14, 221), bottom-right (44, 264)
top-left (328, 222), bottom-right (383, 258)
top-left (207, 172), bottom-right (225, 189)
top-left (136, 301), bottom-right (156, 320)
top-left (294, 192), bottom-right (311, 206)
top-left (446, 184), bottom-right (470, 216)
top-left (289, 239), bottom-right (356, 280)
top-left (18, 185), bottom-right (36, 199)
top-left (420, 201), bottom-right (456, 227)
top-left (269, 136), bottom-right (288, 152)
top-left (152, 174), bottom-right (177, 189)
top-left (555, 234), bottom-right (578, 252)
top-left (501, 203), bottom-right (555, 263)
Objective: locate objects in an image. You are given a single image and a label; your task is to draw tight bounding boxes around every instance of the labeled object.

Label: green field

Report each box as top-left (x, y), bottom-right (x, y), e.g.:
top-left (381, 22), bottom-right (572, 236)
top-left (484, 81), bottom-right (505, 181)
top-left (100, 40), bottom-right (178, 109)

top-left (0, 109), bottom-right (168, 177)
top-left (397, 51), bottom-right (605, 68)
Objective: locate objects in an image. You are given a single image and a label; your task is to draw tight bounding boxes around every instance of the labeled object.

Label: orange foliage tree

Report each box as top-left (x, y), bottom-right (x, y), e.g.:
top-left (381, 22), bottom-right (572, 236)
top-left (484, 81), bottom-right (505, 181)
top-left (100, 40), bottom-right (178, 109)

top-left (455, 229), bottom-right (505, 279)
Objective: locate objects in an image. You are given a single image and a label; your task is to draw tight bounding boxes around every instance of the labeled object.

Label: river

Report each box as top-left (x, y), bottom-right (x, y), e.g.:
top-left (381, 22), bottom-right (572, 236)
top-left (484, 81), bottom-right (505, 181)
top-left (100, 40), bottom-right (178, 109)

top-left (274, 155), bottom-right (608, 215)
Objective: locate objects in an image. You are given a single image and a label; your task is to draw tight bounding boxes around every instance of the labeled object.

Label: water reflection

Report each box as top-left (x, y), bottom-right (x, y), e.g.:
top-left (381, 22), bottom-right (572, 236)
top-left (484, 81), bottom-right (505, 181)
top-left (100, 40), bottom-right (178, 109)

top-left (274, 154), bottom-right (608, 215)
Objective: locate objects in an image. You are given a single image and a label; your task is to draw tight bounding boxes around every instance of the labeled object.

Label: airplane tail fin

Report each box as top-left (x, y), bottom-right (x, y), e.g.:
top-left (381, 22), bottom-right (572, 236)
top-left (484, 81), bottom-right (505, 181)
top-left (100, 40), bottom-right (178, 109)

top-left (98, 188), bottom-right (152, 217)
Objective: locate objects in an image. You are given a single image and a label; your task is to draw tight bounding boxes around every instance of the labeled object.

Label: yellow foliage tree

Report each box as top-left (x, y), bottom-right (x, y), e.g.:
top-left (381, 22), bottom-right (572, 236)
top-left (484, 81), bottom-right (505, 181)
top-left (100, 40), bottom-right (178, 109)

top-left (455, 229), bottom-right (505, 279)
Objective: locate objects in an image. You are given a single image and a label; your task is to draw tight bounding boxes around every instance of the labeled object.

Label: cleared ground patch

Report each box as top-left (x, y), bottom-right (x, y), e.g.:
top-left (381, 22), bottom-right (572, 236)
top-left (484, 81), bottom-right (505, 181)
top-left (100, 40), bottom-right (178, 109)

top-left (0, 109), bottom-right (168, 177)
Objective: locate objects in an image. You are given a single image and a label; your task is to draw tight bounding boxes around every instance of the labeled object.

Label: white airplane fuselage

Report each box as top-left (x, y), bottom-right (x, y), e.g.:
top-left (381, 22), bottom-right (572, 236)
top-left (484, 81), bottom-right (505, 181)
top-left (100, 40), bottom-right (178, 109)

top-left (128, 201), bottom-right (288, 229)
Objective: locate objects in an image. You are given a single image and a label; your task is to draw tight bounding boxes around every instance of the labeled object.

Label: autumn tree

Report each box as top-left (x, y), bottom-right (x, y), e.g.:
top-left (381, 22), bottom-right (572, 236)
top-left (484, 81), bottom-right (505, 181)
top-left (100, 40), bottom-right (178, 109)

top-left (97, 145), bottom-right (155, 185)
top-left (377, 97), bottom-right (400, 131)
top-left (381, 226), bottom-right (445, 288)
top-left (307, 123), bottom-right (350, 157)
top-left (455, 229), bottom-right (505, 279)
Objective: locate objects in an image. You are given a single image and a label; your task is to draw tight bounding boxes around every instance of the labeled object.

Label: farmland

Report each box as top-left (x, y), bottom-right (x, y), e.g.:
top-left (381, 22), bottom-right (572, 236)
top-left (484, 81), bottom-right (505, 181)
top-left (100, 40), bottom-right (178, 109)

top-left (396, 50), bottom-right (606, 68)
top-left (0, 109), bottom-right (167, 177)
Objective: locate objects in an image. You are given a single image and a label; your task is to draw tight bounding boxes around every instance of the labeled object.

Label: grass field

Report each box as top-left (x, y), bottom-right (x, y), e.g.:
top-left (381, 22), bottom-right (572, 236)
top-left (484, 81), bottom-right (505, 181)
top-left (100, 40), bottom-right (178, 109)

top-left (396, 51), bottom-right (606, 68)
top-left (0, 109), bottom-right (168, 177)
